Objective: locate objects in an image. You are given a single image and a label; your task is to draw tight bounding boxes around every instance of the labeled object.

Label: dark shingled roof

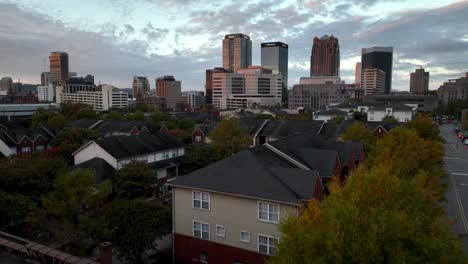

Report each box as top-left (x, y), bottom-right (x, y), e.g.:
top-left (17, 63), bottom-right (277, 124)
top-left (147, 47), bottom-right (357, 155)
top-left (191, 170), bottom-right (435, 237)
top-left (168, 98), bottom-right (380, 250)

top-left (0, 122), bottom-right (55, 147)
top-left (74, 158), bottom-right (115, 184)
top-left (372, 104), bottom-right (414, 111)
top-left (258, 120), bottom-right (324, 138)
top-left (237, 119), bottom-right (267, 135)
top-left (170, 145), bottom-right (321, 204)
top-left (148, 156), bottom-right (185, 169)
top-left (315, 109), bottom-right (347, 116)
top-left (66, 119), bottom-right (99, 129)
top-left (319, 120), bottom-right (403, 140)
top-left (93, 120), bottom-right (162, 136)
top-left (95, 132), bottom-right (183, 159)
top-left (289, 148), bottom-right (339, 178)
top-left (194, 124), bottom-right (216, 135)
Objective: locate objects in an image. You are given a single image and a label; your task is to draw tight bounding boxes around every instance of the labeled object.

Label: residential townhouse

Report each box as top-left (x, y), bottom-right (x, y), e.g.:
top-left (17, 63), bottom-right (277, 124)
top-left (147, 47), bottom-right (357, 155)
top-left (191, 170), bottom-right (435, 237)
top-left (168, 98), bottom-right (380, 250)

top-left (67, 119), bottom-right (168, 137)
top-left (319, 120), bottom-right (402, 140)
top-left (313, 109), bottom-right (348, 122)
top-left (367, 104), bottom-right (416, 122)
top-left (169, 134), bottom-right (364, 263)
top-left (0, 122), bottom-right (56, 157)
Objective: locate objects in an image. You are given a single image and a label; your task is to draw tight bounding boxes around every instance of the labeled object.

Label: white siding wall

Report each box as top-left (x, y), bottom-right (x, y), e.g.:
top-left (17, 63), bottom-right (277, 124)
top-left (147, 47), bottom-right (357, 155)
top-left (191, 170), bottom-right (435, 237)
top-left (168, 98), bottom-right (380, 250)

top-left (367, 109), bottom-right (413, 122)
top-left (117, 147), bottom-right (185, 169)
top-left (0, 140), bottom-right (15, 157)
top-left (173, 188), bottom-right (298, 254)
top-left (73, 142), bottom-right (118, 168)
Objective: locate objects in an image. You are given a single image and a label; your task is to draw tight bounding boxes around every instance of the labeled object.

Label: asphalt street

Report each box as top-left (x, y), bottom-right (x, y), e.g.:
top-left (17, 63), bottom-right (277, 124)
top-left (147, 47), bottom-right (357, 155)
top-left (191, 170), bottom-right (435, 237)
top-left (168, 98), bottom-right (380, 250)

top-left (440, 123), bottom-right (468, 255)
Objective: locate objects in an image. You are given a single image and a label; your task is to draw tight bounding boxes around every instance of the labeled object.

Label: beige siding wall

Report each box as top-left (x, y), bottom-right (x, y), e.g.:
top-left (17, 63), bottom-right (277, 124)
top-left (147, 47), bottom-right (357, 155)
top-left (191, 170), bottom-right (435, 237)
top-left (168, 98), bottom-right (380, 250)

top-left (173, 187), bottom-right (298, 253)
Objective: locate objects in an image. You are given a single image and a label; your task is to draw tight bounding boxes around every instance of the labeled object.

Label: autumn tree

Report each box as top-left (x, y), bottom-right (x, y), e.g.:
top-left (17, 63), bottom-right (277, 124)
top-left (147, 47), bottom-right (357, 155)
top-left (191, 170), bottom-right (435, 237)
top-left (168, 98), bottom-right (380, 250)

top-left (405, 115), bottom-right (443, 142)
top-left (47, 114), bottom-right (67, 128)
top-left (51, 128), bottom-right (100, 163)
top-left (382, 115), bottom-right (398, 123)
top-left (105, 199), bottom-right (171, 264)
top-left (178, 117), bottom-right (196, 131)
top-left (209, 118), bottom-right (251, 158)
top-left (115, 161), bottom-right (157, 199)
top-left (339, 122), bottom-right (376, 152)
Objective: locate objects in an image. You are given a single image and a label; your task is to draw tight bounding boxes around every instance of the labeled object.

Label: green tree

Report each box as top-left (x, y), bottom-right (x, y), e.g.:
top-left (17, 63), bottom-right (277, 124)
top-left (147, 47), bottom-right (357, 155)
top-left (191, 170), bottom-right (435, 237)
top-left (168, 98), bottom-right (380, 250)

top-left (0, 192), bottom-right (35, 235)
top-left (405, 115), bottom-right (443, 142)
top-left (51, 128), bottom-right (100, 163)
top-left (106, 111), bottom-right (125, 120)
top-left (135, 102), bottom-right (150, 113)
top-left (255, 114), bottom-right (274, 119)
top-left (209, 118), bottom-right (251, 158)
top-left (182, 145), bottom-right (222, 174)
top-left (130, 110), bottom-right (145, 121)
top-left (175, 101), bottom-right (188, 112)
top-left (339, 122), bottom-right (376, 152)
top-left (31, 108), bottom-right (54, 127)
top-left (328, 115), bottom-right (345, 123)
top-left (115, 161), bottom-right (157, 199)
top-left (353, 111), bottom-right (365, 121)
top-left (106, 199), bottom-right (171, 264)
top-left (178, 117), bottom-right (196, 131)
top-left (47, 114), bottom-right (67, 128)
top-left (30, 169), bottom-right (110, 254)
top-left (168, 129), bottom-right (192, 144)
top-left (149, 111), bottom-right (171, 123)
top-left (72, 107), bottom-right (98, 120)
top-left (382, 115), bottom-right (398, 123)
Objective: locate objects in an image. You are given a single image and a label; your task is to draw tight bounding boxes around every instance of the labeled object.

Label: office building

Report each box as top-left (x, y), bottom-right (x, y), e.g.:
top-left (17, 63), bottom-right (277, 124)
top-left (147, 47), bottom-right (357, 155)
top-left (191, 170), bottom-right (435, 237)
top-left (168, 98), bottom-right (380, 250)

top-left (261, 42), bottom-right (288, 103)
top-left (212, 66), bottom-right (282, 109)
top-left (56, 84), bottom-right (128, 111)
top-left (223, 33), bottom-right (252, 71)
top-left (410, 67), bottom-right (429, 94)
top-left (363, 94), bottom-right (438, 112)
top-left (288, 83), bottom-right (350, 110)
top-left (361, 47), bottom-right (393, 94)
top-left (156, 76), bottom-right (182, 110)
top-left (132, 76), bottom-right (150, 101)
top-left (205, 68), bottom-right (231, 105)
top-left (299, 76), bottom-right (341, 85)
top-left (181, 91), bottom-right (205, 110)
top-left (310, 35), bottom-right (340, 77)
top-left (438, 73), bottom-right (468, 104)
top-left (41, 72), bottom-right (51, 86)
top-left (355, 62), bottom-right (361, 87)
top-left (362, 67), bottom-right (386, 96)
top-left (69, 74), bottom-right (95, 85)
top-left (37, 84), bottom-right (55, 102)
top-left (0, 77), bottom-right (13, 93)
top-left (49, 52), bottom-right (69, 85)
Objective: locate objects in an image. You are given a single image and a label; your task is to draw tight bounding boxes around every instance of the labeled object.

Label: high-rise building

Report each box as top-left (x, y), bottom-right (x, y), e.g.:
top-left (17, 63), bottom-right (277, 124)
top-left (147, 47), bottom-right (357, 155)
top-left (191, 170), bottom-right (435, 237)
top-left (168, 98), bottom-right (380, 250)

top-left (261, 42), bottom-right (288, 103)
top-left (156, 76), bottom-right (182, 110)
top-left (361, 47), bottom-right (393, 94)
top-left (132, 76), bottom-right (150, 100)
top-left (310, 35), bottom-right (340, 77)
top-left (41, 72), bottom-right (51, 86)
top-left (37, 84), bottom-right (55, 102)
top-left (0, 77), bottom-right (13, 93)
top-left (49, 52), bottom-right (69, 85)
top-left (223, 33), bottom-right (252, 71)
top-left (355, 62), bottom-right (361, 87)
top-left (410, 67), bottom-right (429, 94)
top-left (288, 83), bottom-right (349, 110)
top-left (212, 66), bottom-right (282, 109)
top-left (69, 74), bottom-right (95, 85)
top-left (56, 84), bottom-right (128, 111)
top-left (438, 73), bottom-right (468, 104)
top-left (205, 68), bottom-right (231, 105)
top-left (362, 67), bottom-right (386, 96)
top-left (181, 91), bottom-right (205, 110)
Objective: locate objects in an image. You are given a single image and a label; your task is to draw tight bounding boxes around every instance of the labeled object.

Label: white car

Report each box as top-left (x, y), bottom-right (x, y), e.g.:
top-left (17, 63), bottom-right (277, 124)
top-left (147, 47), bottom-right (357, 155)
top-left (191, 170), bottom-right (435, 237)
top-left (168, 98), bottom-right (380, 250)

top-left (464, 138), bottom-right (468, 145)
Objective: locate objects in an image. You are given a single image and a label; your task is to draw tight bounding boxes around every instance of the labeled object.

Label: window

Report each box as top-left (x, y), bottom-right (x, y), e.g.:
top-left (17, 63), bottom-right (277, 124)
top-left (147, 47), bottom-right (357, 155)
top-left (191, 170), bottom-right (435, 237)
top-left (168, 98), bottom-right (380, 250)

top-left (195, 135), bottom-right (202, 142)
top-left (216, 225), bottom-right (225, 237)
top-left (258, 202), bottom-right (279, 223)
top-left (171, 150), bottom-right (177, 157)
top-left (193, 191), bottom-right (210, 210)
top-left (21, 146), bottom-right (31, 153)
top-left (193, 221), bottom-right (210, 240)
top-left (162, 151), bottom-right (169, 159)
top-left (35, 145), bottom-right (45, 152)
top-left (200, 252), bottom-right (208, 264)
top-left (240, 231), bottom-right (250, 243)
top-left (258, 235), bottom-right (278, 256)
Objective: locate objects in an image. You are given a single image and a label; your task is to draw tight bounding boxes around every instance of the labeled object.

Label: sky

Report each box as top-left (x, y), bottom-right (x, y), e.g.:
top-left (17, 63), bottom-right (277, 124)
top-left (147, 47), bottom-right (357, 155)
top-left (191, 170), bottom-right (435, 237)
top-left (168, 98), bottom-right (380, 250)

top-left (0, 0), bottom-right (467, 91)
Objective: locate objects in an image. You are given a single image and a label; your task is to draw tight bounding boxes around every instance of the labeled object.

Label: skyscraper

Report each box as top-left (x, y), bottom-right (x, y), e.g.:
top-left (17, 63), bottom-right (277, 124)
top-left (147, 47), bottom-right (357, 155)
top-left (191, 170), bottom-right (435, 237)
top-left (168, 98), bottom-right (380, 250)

top-left (361, 47), bottom-right (393, 94)
top-left (0, 77), bottom-right (13, 92)
top-left (41, 72), bottom-right (51, 86)
top-left (261, 42), bottom-right (288, 103)
top-left (310, 35), bottom-right (340, 77)
top-left (355, 62), bottom-right (361, 87)
top-left (223, 33), bottom-right (252, 71)
top-left (156, 76), bottom-right (182, 110)
top-left (205, 67), bottom-right (231, 105)
top-left (362, 67), bottom-right (386, 96)
top-left (49, 52), bottom-right (69, 85)
top-left (132, 76), bottom-right (150, 100)
top-left (410, 67), bottom-right (429, 94)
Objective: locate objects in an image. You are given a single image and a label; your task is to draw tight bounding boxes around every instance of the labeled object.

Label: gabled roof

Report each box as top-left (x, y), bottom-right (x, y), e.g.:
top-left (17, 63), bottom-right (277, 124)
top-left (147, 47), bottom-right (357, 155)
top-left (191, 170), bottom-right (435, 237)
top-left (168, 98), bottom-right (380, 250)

top-left (319, 120), bottom-right (402, 140)
top-left (73, 158), bottom-right (115, 184)
top-left (66, 118), bottom-right (100, 129)
top-left (93, 120), bottom-right (161, 136)
top-left (91, 132), bottom-right (183, 160)
top-left (237, 118), bottom-right (267, 135)
top-left (371, 104), bottom-right (414, 111)
top-left (193, 124), bottom-right (216, 135)
top-left (288, 148), bottom-right (339, 178)
top-left (0, 124), bottom-right (55, 146)
top-left (315, 109), bottom-right (347, 116)
top-left (170, 145), bottom-right (321, 204)
top-left (258, 120), bottom-right (324, 138)
top-left (171, 112), bottom-right (216, 124)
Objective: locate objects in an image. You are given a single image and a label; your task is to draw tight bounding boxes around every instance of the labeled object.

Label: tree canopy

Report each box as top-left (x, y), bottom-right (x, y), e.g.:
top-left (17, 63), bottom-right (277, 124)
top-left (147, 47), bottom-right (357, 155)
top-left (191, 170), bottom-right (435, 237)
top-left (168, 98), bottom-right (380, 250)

top-left (339, 122), bottom-right (376, 152)
top-left (209, 118), bottom-right (251, 158)
top-left (115, 161), bottom-right (157, 199)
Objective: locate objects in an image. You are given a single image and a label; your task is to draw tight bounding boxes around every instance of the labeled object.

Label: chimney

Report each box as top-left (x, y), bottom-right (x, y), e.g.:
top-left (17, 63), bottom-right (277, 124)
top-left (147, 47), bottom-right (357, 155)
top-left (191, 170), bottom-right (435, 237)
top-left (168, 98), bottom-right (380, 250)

top-left (99, 242), bottom-right (112, 264)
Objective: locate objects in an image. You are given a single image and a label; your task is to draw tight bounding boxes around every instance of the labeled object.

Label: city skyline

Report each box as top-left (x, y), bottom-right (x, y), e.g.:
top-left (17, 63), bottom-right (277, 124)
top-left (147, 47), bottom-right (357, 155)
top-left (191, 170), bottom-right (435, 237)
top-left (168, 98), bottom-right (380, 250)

top-left (0, 0), bottom-right (467, 91)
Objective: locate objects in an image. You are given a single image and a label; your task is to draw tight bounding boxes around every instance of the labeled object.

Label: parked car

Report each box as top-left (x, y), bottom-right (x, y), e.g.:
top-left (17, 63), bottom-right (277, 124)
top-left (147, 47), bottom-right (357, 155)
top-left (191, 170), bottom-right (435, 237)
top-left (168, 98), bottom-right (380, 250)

top-left (464, 138), bottom-right (468, 145)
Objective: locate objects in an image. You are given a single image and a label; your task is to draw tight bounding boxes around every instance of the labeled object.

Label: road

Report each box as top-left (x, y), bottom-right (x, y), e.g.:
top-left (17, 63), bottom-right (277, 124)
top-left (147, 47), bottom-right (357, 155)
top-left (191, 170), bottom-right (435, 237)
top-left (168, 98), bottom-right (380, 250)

top-left (440, 123), bottom-right (468, 254)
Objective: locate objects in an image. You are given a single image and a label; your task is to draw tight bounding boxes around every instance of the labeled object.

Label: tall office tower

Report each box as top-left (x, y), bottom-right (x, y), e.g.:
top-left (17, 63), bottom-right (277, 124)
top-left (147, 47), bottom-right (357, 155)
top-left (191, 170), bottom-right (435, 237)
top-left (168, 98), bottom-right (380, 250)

top-left (222, 33), bottom-right (252, 71)
top-left (132, 76), bottom-right (150, 100)
top-left (355, 62), bottom-right (362, 87)
top-left (310, 35), bottom-right (340, 77)
top-left (181, 91), bottom-right (205, 110)
top-left (205, 67), bottom-right (232, 105)
top-left (361, 47), bottom-right (393, 94)
top-left (410, 67), bottom-right (429, 94)
top-left (0, 77), bottom-right (13, 92)
top-left (362, 67), bottom-right (386, 96)
top-left (49, 52), bottom-right (69, 85)
top-left (156, 76), bottom-right (182, 110)
top-left (261, 42), bottom-right (288, 103)
top-left (41, 72), bottom-right (51, 86)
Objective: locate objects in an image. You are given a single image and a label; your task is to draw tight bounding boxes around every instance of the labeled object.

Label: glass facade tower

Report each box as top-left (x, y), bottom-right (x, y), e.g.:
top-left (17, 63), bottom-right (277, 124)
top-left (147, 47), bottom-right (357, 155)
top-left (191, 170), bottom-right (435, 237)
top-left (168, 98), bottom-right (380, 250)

top-left (261, 42), bottom-right (288, 103)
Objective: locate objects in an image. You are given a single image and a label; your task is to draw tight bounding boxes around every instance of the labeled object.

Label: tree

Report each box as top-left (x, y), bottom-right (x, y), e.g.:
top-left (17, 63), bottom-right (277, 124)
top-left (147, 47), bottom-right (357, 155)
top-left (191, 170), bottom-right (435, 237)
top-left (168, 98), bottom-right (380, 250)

top-left (178, 117), bottom-right (196, 131)
top-left (175, 101), bottom-right (188, 112)
top-left (30, 169), bottom-right (110, 254)
top-left (209, 118), bottom-right (251, 158)
top-left (0, 192), bottom-right (35, 235)
top-left (105, 111), bottom-right (125, 120)
top-left (382, 115), bottom-right (398, 123)
top-left (339, 122), bottom-right (376, 152)
top-left (255, 114), bottom-right (274, 119)
top-left (115, 161), bottom-right (157, 199)
top-left (328, 115), bottom-right (345, 123)
top-left (106, 199), bottom-right (171, 264)
top-left (51, 128), bottom-right (100, 163)
top-left (405, 115), bottom-right (443, 142)
top-left (182, 145), bottom-right (222, 174)
top-left (72, 107), bottom-right (98, 120)
top-left (168, 129), bottom-right (192, 144)
top-left (47, 114), bottom-right (67, 128)
top-left (149, 111), bottom-right (171, 123)
top-left (353, 111), bottom-right (365, 121)
top-left (130, 110), bottom-right (145, 121)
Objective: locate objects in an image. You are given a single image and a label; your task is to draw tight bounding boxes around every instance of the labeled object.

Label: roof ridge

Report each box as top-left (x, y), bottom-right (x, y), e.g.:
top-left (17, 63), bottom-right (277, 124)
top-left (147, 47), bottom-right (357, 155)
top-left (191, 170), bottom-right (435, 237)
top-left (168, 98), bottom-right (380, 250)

top-left (263, 166), bottom-right (303, 201)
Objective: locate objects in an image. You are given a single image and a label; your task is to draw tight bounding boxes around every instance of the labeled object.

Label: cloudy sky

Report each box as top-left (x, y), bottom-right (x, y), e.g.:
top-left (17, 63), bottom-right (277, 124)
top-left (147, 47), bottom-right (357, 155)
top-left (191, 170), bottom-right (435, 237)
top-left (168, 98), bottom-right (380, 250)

top-left (0, 0), bottom-right (467, 91)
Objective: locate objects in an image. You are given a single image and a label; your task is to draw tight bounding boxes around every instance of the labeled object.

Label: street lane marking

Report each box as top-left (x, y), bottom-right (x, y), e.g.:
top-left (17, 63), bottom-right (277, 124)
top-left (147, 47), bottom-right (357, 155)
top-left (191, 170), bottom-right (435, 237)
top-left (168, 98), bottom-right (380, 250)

top-left (452, 173), bottom-right (468, 176)
top-left (450, 174), bottom-right (468, 234)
